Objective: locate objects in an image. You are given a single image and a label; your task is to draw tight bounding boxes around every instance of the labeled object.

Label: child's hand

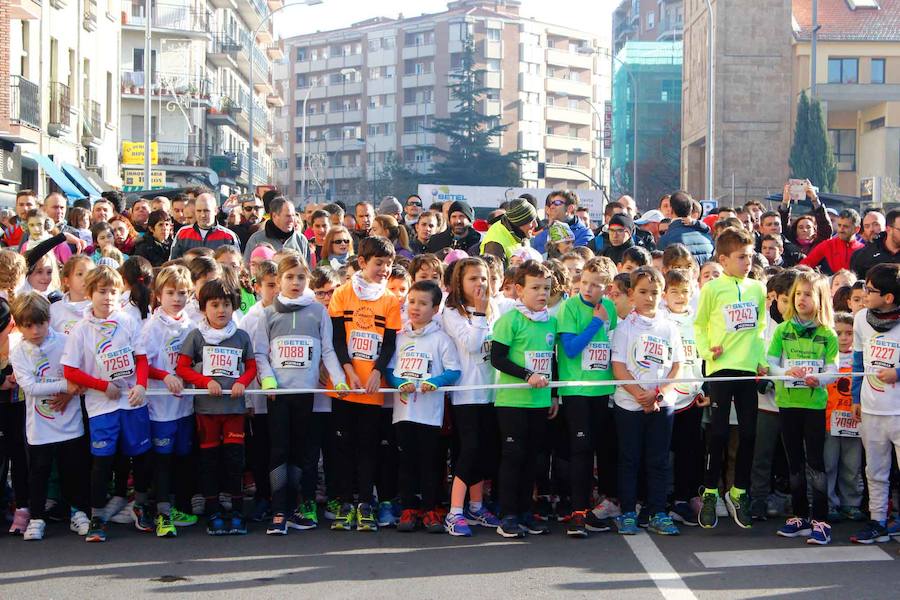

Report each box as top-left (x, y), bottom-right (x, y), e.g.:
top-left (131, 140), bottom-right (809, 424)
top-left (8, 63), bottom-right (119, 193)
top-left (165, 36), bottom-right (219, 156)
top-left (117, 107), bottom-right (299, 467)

top-left (364, 370), bottom-right (382, 394)
top-left (49, 393), bottom-right (73, 412)
top-left (785, 366), bottom-right (807, 379)
top-left (695, 395), bottom-right (711, 408)
top-left (398, 381), bottom-right (416, 394)
top-left (420, 381), bottom-right (438, 393)
top-left (757, 365), bottom-right (769, 377)
top-left (230, 382), bottom-right (246, 398)
top-left (344, 365), bottom-right (363, 390)
top-left (852, 404), bottom-right (862, 421)
top-left (472, 284), bottom-right (489, 313)
top-left (593, 301), bottom-right (608, 322)
top-left (207, 380), bottom-right (222, 396)
top-left (334, 382), bottom-right (350, 398)
top-left (877, 368), bottom-right (899, 385)
top-left (104, 382), bottom-right (120, 400)
top-left (548, 397), bottom-right (559, 419)
top-left (803, 376), bottom-right (820, 388)
top-left (128, 384), bottom-right (146, 407)
top-left (164, 374), bottom-right (184, 395)
top-left (67, 381), bottom-right (86, 396)
top-left (527, 373), bottom-right (549, 388)
top-left (710, 346), bottom-right (723, 360)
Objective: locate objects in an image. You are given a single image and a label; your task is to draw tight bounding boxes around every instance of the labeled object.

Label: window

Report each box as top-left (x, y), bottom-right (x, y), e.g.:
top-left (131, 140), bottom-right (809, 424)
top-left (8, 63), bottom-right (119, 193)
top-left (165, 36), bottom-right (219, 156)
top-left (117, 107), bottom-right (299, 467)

top-left (382, 37), bottom-right (395, 49)
top-left (368, 39), bottom-right (380, 52)
top-left (661, 79), bottom-right (681, 102)
top-left (523, 91), bottom-right (541, 104)
top-left (827, 58), bottom-right (858, 83)
top-left (647, 11), bottom-right (655, 30)
top-left (486, 59), bottom-right (501, 72)
top-left (296, 74), bottom-right (307, 88)
top-left (449, 22), bottom-right (473, 41)
top-left (404, 31), bottom-right (434, 47)
top-left (105, 71), bottom-right (113, 124)
top-left (487, 27), bottom-right (501, 41)
top-left (295, 127), bottom-right (303, 143)
top-left (828, 129), bottom-right (856, 171)
top-left (296, 47), bottom-right (306, 62)
top-left (872, 58), bottom-right (886, 84)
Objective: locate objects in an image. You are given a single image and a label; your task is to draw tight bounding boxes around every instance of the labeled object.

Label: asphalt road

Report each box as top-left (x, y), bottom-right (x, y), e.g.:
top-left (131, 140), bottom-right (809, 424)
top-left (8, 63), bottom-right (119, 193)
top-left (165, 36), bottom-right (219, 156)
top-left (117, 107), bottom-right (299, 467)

top-left (0, 515), bottom-right (897, 599)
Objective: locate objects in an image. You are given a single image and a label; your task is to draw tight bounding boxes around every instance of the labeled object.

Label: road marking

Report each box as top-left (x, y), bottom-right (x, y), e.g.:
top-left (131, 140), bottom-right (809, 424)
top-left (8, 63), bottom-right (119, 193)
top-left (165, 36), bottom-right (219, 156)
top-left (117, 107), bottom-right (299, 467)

top-left (695, 546), bottom-right (894, 569)
top-left (625, 534), bottom-right (698, 600)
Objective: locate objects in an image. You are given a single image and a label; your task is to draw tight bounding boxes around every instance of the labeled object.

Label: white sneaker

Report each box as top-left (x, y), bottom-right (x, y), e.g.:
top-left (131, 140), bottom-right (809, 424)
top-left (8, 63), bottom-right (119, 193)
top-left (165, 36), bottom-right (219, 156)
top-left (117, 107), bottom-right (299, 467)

top-left (23, 519), bottom-right (45, 541)
top-left (110, 501), bottom-right (135, 525)
top-left (716, 496), bottom-right (728, 518)
top-left (592, 497), bottom-right (622, 520)
top-left (102, 496), bottom-right (128, 522)
top-left (70, 511), bottom-right (90, 536)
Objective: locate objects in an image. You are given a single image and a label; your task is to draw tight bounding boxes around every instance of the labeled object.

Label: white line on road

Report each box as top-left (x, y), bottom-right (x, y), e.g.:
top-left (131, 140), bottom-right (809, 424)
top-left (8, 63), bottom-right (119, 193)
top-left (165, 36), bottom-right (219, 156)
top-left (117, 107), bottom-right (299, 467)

top-left (625, 534), bottom-right (698, 600)
top-left (695, 546), bottom-right (894, 569)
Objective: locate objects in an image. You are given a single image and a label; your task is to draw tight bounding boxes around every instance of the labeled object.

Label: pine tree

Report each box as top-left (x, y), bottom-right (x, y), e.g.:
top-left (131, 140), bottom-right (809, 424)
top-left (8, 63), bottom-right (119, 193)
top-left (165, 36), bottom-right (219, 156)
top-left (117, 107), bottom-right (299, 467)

top-left (789, 91), bottom-right (811, 180)
top-left (418, 38), bottom-right (534, 186)
top-left (789, 91), bottom-right (837, 192)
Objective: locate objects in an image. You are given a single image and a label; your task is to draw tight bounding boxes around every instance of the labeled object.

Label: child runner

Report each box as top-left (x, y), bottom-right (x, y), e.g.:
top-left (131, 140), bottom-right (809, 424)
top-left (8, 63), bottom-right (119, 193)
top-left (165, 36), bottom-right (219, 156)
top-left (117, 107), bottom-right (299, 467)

top-left (50, 255), bottom-right (94, 335)
top-left (120, 256), bottom-right (153, 323)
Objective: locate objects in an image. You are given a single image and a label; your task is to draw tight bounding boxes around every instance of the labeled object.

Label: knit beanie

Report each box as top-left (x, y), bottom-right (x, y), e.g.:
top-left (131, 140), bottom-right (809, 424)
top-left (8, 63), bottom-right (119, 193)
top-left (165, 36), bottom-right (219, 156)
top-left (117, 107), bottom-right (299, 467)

top-left (506, 198), bottom-right (537, 228)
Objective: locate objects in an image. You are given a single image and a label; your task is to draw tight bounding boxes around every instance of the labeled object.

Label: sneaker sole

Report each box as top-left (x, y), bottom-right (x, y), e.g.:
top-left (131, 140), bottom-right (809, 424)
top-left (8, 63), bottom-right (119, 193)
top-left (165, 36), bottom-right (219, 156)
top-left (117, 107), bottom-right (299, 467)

top-left (85, 534), bottom-right (106, 542)
top-left (287, 522), bottom-right (318, 531)
top-left (156, 530), bottom-right (177, 538)
top-left (806, 536), bottom-right (831, 545)
top-left (850, 535), bottom-right (890, 544)
top-left (566, 529), bottom-right (588, 538)
top-left (173, 521), bottom-right (198, 527)
top-left (649, 528), bottom-right (680, 536)
top-left (496, 526), bottom-right (524, 539)
top-left (446, 528), bottom-right (472, 537)
top-left (356, 526), bottom-right (377, 532)
top-left (266, 528), bottom-right (288, 535)
top-left (776, 529), bottom-right (812, 538)
top-left (669, 512), bottom-right (699, 527)
top-left (585, 525), bottom-right (612, 532)
top-left (616, 529), bottom-right (638, 535)
top-left (725, 494), bottom-right (752, 529)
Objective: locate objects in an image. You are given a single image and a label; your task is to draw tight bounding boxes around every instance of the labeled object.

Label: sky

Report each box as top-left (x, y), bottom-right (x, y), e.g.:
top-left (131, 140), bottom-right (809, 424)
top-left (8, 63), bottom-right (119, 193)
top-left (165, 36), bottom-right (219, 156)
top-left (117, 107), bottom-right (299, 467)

top-left (273, 0), bottom-right (615, 42)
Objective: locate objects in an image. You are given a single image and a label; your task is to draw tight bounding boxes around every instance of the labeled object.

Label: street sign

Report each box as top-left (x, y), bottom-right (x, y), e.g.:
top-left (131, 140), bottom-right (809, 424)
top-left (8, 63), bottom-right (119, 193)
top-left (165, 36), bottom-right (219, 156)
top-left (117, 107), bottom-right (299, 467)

top-left (121, 141), bottom-right (159, 165)
top-left (700, 200), bottom-right (718, 215)
top-left (122, 169), bottom-right (165, 191)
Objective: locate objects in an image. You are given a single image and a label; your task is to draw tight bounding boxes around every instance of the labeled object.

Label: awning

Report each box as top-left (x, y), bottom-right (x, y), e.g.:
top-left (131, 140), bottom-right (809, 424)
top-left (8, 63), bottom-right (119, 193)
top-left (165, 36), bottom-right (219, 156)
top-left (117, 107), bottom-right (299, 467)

top-left (61, 163), bottom-right (103, 198)
top-left (67, 164), bottom-right (112, 193)
top-left (22, 152), bottom-right (85, 200)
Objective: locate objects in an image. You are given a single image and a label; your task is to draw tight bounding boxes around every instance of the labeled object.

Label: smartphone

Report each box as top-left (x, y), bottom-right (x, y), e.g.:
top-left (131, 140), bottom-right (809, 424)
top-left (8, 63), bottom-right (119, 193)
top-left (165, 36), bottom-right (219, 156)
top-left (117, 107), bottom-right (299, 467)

top-left (788, 179), bottom-right (806, 202)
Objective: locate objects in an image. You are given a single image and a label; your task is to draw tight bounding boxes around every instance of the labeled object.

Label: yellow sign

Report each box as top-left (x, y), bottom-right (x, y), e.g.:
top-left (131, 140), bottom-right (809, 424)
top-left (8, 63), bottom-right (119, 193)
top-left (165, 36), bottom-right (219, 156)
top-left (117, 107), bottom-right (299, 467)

top-left (122, 169), bottom-right (165, 190)
top-left (121, 141), bottom-right (158, 165)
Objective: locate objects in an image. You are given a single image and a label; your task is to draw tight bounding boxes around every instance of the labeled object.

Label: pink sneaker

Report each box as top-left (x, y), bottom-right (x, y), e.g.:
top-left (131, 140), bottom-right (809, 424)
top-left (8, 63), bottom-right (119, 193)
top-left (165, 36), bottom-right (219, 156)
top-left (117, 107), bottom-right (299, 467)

top-left (9, 508), bottom-right (30, 535)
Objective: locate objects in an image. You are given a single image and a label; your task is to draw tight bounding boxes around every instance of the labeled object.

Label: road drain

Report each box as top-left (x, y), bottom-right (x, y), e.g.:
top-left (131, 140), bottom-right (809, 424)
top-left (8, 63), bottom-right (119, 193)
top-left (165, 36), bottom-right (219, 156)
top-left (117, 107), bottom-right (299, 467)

top-left (151, 575), bottom-right (190, 583)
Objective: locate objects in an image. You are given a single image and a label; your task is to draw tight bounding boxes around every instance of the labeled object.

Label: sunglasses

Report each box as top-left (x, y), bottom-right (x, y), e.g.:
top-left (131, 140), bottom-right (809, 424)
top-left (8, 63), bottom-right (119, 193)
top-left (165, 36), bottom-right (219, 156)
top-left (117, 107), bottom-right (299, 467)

top-left (407, 201), bottom-right (422, 207)
top-left (549, 200), bottom-right (566, 207)
top-left (332, 239), bottom-right (351, 244)
top-left (243, 205), bottom-right (263, 211)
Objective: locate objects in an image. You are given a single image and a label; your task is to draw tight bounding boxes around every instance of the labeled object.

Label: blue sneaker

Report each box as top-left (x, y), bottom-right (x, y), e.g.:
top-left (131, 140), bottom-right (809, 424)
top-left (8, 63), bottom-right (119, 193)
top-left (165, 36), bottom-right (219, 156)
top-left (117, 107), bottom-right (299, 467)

top-left (806, 520), bottom-right (831, 545)
top-left (496, 515), bottom-right (524, 538)
top-left (465, 505), bottom-right (501, 528)
top-left (616, 512), bottom-right (639, 535)
top-left (229, 511), bottom-right (247, 535)
top-left (377, 501), bottom-right (398, 528)
top-left (776, 517), bottom-right (811, 538)
top-left (850, 520), bottom-right (890, 544)
top-left (648, 512), bottom-right (680, 535)
top-left (206, 512), bottom-right (227, 536)
top-left (886, 519), bottom-right (900, 537)
top-left (444, 511), bottom-right (473, 537)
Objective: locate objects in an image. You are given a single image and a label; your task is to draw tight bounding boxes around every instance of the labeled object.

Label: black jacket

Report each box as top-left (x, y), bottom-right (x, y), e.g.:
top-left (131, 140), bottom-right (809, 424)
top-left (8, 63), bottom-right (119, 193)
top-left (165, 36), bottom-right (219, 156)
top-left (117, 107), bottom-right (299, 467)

top-left (133, 235), bottom-right (172, 268)
top-left (426, 227), bottom-right (482, 255)
top-left (850, 232), bottom-right (900, 279)
top-left (600, 237), bottom-right (635, 265)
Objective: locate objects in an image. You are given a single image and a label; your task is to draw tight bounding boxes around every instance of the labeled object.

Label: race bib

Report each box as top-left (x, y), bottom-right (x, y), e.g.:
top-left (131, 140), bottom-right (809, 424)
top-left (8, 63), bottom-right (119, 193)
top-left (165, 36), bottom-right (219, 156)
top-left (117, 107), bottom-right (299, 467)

top-left (830, 409), bottom-right (860, 438)
top-left (272, 336), bottom-right (314, 370)
top-left (581, 342), bottom-right (611, 371)
top-left (525, 351), bottom-right (553, 378)
top-left (867, 338), bottom-right (900, 369)
top-left (682, 339), bottom-right (697, 367)
top-left (34, 377), bottom-right (63, 411)
top-left (785, 359), bottom-right (823, 388)
top-left (349, 330), bottom-right (382, 362)
top-left (723, 302), bottom-right (758, 332)
top-left (396, 350), bottom-right (432, 381)
top-left (202, 346), bottom-right (241, 378)
top-left (638, 335), bottom-right (670, 366)
top-left (480, 339), bottom-right (492, 364)
top-left (97, 346), bottom-right (136, 381)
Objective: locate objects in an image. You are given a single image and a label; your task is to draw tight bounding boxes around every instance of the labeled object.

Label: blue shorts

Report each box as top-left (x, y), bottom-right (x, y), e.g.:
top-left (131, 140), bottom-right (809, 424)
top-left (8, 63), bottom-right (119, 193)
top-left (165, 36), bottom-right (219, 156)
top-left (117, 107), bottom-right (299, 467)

top-left (150, 415), bottom-right (194, 456)
top-left (88, 406), bottom-right (151, 457)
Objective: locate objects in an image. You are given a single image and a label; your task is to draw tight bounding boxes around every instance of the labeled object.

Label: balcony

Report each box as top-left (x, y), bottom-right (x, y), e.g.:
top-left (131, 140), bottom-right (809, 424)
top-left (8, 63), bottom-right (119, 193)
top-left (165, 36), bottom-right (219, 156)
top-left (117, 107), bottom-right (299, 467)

top-left (546, 77), bottom-right (592, 98)
top-left (10, 0), bottom-right (42, 20)
top-left (479, 99), bottom-right (502, 117)
top-left (266, 41), bottom-right (285, 61)
top-left (657, 17), bottom-right (683, 41)
top-left (121, 1), bottom-right (213, 40)
top-left (83, 0), bottom-right (98, 31)
top-left (545, 163), bottom-right (592, 182)
top-left (155, 142), bottom-right (210, 167)
top-left (482, 40), bottom-right (502, 60)
top-left (482, 71), bottom-right (501, 89)
top-left (545, 134), bottom-right (589, 152)
top-left (235, 32), bottom-right (270, 83)
top-left (209, 152), bottom-right (242, 181)
top-left (546, 105), bottom-right (592, 126)
top-left (49, 82), bottom-right (72, 137)
top-left (546, 48), bottom-right (593, 70)
top-left (120, 71), bottom-right (214, 105)
top-left (266, 91), bottom-right (284, 108)
top-left (401, 44), bottom-right (436, 61)
top-left (519, 72), bottom-right (543, 93)
top-left (208, 34), bottom-right (241, 69)
top-left (402, 72), bottom-right (435, 88)
top-left (207, 98), bottom-right (241, 128)
top-left (816, 83), bottom-right (900, 111)
top-left (9, 75), bottom-right (41, 131)
top-left (237, 0), bottom-right (269, 31)
top-left (81, 99), bottom-right (103, 147)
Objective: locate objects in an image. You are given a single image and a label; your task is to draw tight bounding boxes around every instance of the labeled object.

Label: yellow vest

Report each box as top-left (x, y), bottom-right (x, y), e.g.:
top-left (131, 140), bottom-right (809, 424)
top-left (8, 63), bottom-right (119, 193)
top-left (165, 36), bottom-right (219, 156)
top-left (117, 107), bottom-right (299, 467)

top-left (479, 221), bottom-right (524, 259)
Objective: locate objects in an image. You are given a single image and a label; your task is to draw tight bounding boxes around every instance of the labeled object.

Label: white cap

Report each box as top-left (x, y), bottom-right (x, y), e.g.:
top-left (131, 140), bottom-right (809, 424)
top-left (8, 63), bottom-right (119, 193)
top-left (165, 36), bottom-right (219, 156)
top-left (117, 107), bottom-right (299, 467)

top-left (635, 209), bottom-right (665, 225)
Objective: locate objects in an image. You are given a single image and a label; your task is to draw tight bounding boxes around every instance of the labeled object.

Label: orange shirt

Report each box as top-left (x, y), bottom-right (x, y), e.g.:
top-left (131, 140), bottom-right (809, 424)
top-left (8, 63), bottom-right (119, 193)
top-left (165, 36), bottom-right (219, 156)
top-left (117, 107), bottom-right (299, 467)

top-left (327, 281), bottom-right (402, 405)
top-left (825, 353), bottom-right (853, 433)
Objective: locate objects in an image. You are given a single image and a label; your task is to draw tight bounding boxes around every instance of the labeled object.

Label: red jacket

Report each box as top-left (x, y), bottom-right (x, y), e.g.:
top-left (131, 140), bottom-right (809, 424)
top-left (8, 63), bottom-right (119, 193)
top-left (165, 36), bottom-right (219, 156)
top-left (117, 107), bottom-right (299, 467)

top-left (799, 236), bottom-right (864, 275)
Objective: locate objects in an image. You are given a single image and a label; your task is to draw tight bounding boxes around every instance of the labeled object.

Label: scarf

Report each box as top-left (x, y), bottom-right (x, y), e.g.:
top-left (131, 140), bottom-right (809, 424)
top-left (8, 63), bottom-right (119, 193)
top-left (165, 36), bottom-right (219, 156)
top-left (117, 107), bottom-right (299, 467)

top-left (152, 306), bottom-right (188, 328)
top-left (329, 255), bottom-right (348, 269)
top-left (403, 319), bottom-right (440, 337)
top-left (265, 219), bottom-right (293, 242)
top-left (276, 293), bottom-right (314, 308)
top-left (514, 301), bottom-right (549, 322)
top-left (628, 310), bottom-right (657, 330)
top-left (198, 318), bottom-right (237, 345)
top-left (866, 305), bottom-right (900, 333)
top-left (351, 272), bottom-right (386, 302)
top-left (62, 293), bottom-right (91, 316)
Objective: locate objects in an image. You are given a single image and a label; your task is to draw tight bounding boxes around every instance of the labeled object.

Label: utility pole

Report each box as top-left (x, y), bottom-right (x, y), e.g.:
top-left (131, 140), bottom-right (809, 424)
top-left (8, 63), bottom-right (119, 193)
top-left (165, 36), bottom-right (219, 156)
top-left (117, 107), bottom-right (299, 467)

top-left (704, 0), bottom-right (715, 202)
top-left (144, 0), bottom-right (152, 190)
top-left (811, 0), bottom-right (818, 98)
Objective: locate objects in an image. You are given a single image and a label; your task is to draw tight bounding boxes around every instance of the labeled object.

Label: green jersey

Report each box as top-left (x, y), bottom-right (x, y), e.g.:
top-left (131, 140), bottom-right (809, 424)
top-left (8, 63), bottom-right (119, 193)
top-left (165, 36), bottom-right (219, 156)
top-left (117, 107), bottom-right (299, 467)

top-left (492, 309), bottom-right (557, 409)
top-left (556, 295), bottom-right (618, 397)
top-left (768, 319), bottom-right (839, 410)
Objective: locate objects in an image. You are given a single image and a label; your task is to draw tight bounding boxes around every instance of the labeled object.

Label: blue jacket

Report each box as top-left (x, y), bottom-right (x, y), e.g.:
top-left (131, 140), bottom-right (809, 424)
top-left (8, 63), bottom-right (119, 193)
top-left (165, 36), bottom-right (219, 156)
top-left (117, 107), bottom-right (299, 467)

top-left (533, 216), bottom-right (594, 254)
top-left (657, 219), bottom-right (714, 264)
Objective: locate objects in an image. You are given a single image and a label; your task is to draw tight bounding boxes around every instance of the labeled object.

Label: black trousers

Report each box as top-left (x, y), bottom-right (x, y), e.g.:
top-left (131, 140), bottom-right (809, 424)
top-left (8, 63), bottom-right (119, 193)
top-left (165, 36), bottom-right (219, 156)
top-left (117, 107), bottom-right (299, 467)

top-left (376, 407), bottom-right (398, 502)
top-left (301, 410), bottom-right (335, 501)
top-left (497, 406), bottom-right (548, 518)
top-left (395, 421), bottom-right (441, 509)
top-left (0, 401), bottom-right (28, 509)
top-left (565, 395), bottom-right (617, 511)
top-left (704, 370), bottom-right (758, 491)
top-left (27, 436), bottom-right (91, 519)
top-left (452, 403), bottom-right (499, 487)
top-left (245, 413), bottom-right (271, 501)
top-left (671, 405), bottom-right (705, 501)
top-left (267, 394), bottom-right (314, 513)
top-left (332, 399), bottom-right (381, 505)
top-left (779, 407), bottom-right (828, 521)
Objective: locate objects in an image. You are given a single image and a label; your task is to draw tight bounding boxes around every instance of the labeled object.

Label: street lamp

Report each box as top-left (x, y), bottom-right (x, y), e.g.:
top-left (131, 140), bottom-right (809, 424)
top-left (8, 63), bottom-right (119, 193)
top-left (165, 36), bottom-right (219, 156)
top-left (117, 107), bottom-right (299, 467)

top-left (704, 0), bottom-right (715, 203)
top-left (248, 0), bottom-right (325, 190)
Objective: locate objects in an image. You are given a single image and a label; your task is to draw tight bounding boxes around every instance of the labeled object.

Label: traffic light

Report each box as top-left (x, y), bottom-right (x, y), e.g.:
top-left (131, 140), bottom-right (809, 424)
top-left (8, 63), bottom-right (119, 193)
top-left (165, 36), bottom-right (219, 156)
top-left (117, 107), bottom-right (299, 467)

top-left (537, 162), bottom-right (546, 179)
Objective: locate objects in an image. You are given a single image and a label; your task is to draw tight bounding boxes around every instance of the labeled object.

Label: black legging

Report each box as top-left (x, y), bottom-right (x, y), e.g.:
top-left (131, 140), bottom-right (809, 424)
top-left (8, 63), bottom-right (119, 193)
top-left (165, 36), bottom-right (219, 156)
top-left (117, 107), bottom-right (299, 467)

top-left (779, 407), bottom-right (827, 521)
top-left (267, 394), bottom-right (313, 513)
top-left (0, 401), bottom-right (28, 510)
top-left (452, 403), bottom-right (499, 487)
top-left (496, 406), bottom-right (548, 518)
top-left (246, 413), bottom-right (271, 502)
top-left (704, 370), bottom-right (758, 491)
top-left (27, 436), bottom-right (91, 519)
top-left (565, 395), bottom-right (616, 511)
top-left (395, 421), bottom-right (441, 509)
top-left (301, 410), bottom-right (334, 502)
top-left (671, 404), bottom-right (705, 501)
top-left (376, 407), bottom-right (398, 502)
top-left (91, 451), bottom-right (151, 511)
top-left (332, 399), bottom-right (381, 505)
top-left (200, 443), bottom-right (244, 513)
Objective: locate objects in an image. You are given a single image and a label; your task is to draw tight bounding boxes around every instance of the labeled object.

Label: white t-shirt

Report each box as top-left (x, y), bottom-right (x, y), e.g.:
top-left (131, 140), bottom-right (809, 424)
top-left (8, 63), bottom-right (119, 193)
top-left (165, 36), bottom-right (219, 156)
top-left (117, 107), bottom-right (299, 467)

top-left (854, 309), bottom-right (900, 415)
top-left (140, 308), bottom-right (196, 422)
top-left (660, 306), bottom-right (703, 411)
top-left (49, 294), bottom-right (91, 336)
top-left (10, 329), bottom-right (84, 445)
top-left (441, 302), bottom-right (497, 406)
top-left (611, 311), bottom-right (684, 412)
top-left (60, 308), bottom-right (145, 418)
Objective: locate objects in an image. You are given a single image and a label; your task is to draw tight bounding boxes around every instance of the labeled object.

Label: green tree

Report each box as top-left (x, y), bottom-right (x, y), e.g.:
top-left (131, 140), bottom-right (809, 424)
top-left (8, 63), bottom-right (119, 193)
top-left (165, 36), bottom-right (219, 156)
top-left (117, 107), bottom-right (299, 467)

top-left (789, 91), bottom-right (837, 192)
top-left (418, 38), bottom-right (533, 186)
top-left (371, 152), bottom-right (425, 200)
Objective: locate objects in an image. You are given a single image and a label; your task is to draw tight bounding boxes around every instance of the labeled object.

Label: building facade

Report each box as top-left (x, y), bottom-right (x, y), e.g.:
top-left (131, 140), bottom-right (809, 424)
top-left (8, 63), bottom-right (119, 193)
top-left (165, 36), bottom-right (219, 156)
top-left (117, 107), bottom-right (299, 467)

top-left (280, 0), bottom-right (609, 206)
top-left (613, 0), bottom-right (684, 55)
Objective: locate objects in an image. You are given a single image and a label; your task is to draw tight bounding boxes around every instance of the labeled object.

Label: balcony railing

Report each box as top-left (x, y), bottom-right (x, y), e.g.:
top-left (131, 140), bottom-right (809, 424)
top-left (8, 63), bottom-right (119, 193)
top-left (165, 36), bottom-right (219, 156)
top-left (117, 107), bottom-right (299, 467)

top-left (121, 1), bottom-right (212, 34)
top-left (84, 0), bottom-right (97, 30)
top-left (82, 99), bottom-right (102, 140)
top-left (120, 70), bottom-right (214, 100)
top-left (49, 81), bottom-right (71, 128)
top-left (211, 33), bottom-right (242, 55)
top-left (9, 75), bottom-right (40, 129)
top-left (155, 142), bottom-right (211, 167)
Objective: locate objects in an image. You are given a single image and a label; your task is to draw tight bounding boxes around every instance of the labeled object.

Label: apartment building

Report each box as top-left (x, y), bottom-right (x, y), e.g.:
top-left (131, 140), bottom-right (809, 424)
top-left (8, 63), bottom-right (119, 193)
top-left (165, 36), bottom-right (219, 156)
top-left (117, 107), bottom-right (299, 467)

top-left (281, 0), bottom-right (609, 205)
top-left (613, 0), bottom-right (684, 55)
top-left (118, 0), bottom-right (283, 193)
top-left (2, 0), bottom-right (122, 204)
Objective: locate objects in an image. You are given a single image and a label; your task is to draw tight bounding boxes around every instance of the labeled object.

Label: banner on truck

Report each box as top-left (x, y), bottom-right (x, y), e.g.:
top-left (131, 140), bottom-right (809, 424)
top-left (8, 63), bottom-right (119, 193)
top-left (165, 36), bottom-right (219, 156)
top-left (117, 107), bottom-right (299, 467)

top-left (418, 184), bottom-right (607, 223)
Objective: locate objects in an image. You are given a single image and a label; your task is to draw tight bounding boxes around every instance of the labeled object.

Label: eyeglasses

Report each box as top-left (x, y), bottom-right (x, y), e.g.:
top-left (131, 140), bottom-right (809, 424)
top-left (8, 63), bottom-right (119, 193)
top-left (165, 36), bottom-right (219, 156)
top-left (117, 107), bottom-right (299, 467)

top-left (332, 239), bottom-right (351, 245)
top-left (549, 200), bottom-right (566, 208)
top-left (243, 205), bottom-right (263, 212)
top-left (608, 227), bottom-right (628, 235)
top-left (314, 289), bottom-right (335, 298)
top-left (865, 286), bottom-right (883, 295)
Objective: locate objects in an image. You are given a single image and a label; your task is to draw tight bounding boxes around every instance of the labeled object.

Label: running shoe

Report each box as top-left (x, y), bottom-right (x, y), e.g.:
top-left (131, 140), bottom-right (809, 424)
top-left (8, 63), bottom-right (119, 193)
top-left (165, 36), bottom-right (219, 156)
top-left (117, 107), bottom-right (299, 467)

top-left (520, 512), bottom-right (550, 535)
top-left (355, 503), bottom-right (378, 532)
top-left (191, 494), bottom-right (205, 516)
top-left (885, 519), bottom-right (900, 537)
top-left (102, 496), bottom-right (127, 523)
top-left (699, 493), bottom-right (718, 529)
top-left (807, 520), bottom-right (831, 545)
top-left (267, 513), bottom-right (288, 536)
top-left (496, 516), bottom-right (524, 538)
top-left (300, 500), bottom-right (319, 527)
top-left (592, 497), bottom-right (622, 520)
top-left (324, 499), bottom-right (340, 521)
top-left (584, 511), bottom-right (612, 532)
top-left (649, 512), bottom-right (680, 536)
top-left (377, 501), bottom-right (398, 528)
top-left (777, 517), bottom-right (812, 538)
top-left (615, 512), bottom-right (639, 535)
top-left (850, 520), bottom-right (890, 544)
top-left (670, 501), bottom-right (698, 527)
top-left (132, 503), bottom-right (154, 533)
top-left (637, 506), bottom-right (650, 529)
top-left (444, 512), bottom-right (472, 537)
top-left (533, 497), bottom-right (553, 522)
top-left (155, 514), bottom-right (177, 538)
top-left (70, 511), bottom-right (91, 536)
top-left (397, 509), bottom-right (421, 532)
top-left (110, 501), bottom-right (135, 525)
top-left (23, 519), bottom-right (45, 541)
top-left (750, 497), bottom-right (768, 521)
top-left (465, 505), bottom-right (501, 528)
top-left (423, 510), bottom-right (445, 533)
top-left (288, 503), bottom-right (317, 530)
top-left (46, 500), bottom-right (66, 523)
top-left (9, 508), bottom-right (30, 535)
top-left (229, 511), bottom-right (247, 535)
top-left (250, 499), bottom-right (272, 523)
top-left (841, 506), bottom-right (865, 522)
top-left (566, 511), bottom-right (588, 538)
top-left (85, 517), bottom-right (108, 543)
top-left (170, 508), bottom-right (198, 527)
top-left (726, 490), bottom-right (753, 529)
top-left (330, 503), bottom-right (356, 531)
top-left (206, 512), bottom-right (227, 536)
